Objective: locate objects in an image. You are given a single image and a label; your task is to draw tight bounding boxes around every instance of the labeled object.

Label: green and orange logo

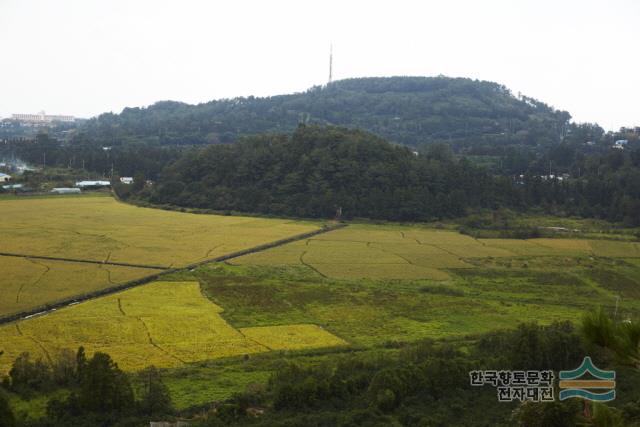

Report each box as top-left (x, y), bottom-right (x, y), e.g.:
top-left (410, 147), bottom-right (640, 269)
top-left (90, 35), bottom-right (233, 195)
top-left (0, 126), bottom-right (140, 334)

top-left (559, 357), bottom-right (615, 402)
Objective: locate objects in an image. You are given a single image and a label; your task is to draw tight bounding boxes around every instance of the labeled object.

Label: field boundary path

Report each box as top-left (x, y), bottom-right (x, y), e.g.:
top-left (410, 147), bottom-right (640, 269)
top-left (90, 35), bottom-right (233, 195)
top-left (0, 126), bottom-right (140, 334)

top-left (0, 252), bottom-right (169, 270)
top-left (0, 223), bottom-right (347, 325)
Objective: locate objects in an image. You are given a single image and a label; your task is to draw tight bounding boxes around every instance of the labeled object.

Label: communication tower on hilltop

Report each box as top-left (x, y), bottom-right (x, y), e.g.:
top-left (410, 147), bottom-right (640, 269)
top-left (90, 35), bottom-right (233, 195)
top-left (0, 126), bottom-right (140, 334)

top-left (328, 44), bottom-right (333, 85)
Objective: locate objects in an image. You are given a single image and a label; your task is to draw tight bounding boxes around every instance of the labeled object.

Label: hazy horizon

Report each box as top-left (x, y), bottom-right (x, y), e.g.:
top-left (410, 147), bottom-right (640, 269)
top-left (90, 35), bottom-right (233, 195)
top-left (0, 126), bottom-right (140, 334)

top-left (2, 0), bottom-right (638, 130)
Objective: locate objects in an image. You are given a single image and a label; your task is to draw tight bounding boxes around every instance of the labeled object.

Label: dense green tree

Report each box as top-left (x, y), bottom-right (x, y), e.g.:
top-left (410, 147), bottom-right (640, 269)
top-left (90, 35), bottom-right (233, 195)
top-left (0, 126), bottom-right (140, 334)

top-left (75, 346), bottom-right (87, 379)
top-left (9, 352), bottom-right (53, 394)
top-left (0, 388), bottom-right (15, 427)
top-left (76, 352), bottom-right (135, 414)
top-left (132, 171), bottom-right (146, 192)
top-left (582, 308), bottom-right (640, 368)
top-left (139, 366), bottom-right (172, 416)
top-left (51, 349), bottom-right (78, 387)
top-left (0, 350), bottom-right (15, 427)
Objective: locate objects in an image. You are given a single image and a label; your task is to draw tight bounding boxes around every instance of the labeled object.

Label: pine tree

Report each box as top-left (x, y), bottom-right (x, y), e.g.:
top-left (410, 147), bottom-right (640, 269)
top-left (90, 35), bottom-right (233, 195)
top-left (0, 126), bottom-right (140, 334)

top-left (77, 352), bottom-right (135, 413)
top-left (139, 366), bottom-right (173, 416)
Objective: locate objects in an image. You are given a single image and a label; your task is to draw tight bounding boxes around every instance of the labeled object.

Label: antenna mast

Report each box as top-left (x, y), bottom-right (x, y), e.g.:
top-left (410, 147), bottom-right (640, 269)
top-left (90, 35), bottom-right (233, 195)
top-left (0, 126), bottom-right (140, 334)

top-left (328, 44), bottom-right (333, 84)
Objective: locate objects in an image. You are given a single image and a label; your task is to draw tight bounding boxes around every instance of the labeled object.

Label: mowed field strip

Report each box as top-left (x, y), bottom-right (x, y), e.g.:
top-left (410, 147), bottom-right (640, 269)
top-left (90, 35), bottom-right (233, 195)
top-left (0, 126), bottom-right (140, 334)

top-left (231, 224), bottom-right (640, 279)
top-left (0, 196), bottom-right (323, 318)
top-left (0, 281), bottom-right (347, 375)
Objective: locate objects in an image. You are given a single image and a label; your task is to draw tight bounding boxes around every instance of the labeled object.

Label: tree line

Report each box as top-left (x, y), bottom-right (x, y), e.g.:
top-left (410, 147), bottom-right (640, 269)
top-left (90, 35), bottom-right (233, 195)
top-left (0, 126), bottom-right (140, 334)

top-left (0, 347), bottom-right (172, 427)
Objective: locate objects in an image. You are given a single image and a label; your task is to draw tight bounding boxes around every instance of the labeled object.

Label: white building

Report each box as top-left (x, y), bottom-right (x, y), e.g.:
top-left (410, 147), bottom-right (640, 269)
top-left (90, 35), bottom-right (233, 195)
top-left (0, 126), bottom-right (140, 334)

top-left (11, 111), bottom-right (75, 123)
top-left (75, 180), bottom-right (111, 188)
top-left (2, 184), bottom-right (23, 190)
top-left (612, 140), bottom-right (628, 150)
top-left (51, 188), bottom-right (81, 194)
top-left (0, 173), bottom-right (11, 183)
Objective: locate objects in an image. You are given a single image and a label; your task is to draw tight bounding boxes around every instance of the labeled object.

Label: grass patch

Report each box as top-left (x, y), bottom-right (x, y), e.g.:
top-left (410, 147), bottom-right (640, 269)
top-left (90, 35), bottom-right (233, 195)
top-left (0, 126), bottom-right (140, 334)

top-left (196, 263), bottom-right (591, 348)
top-left (8, 389), bottom-right (70, 420)
top-left (585, 268), bottom-right (640, 298)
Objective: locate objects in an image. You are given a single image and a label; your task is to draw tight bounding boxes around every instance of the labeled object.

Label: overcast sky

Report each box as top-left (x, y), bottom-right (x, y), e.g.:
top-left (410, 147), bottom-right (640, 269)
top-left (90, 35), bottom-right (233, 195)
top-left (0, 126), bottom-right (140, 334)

top-left (1, 0), bottom-right (638, 130)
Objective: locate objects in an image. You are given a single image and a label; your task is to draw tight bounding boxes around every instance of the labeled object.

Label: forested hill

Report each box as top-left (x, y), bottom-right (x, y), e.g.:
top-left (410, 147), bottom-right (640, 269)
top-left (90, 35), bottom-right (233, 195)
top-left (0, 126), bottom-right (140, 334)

top-left (79, 76), bottom-right (571, 147)
top-left (143, 125), bottom-right (497, 220)
top-left (135, 125), bottom-right (639, 224)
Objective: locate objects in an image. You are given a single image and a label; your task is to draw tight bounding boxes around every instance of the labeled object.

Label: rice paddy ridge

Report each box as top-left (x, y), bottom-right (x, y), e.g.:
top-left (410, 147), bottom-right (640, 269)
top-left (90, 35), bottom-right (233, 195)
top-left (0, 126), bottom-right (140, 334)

top-left (0, 252), bottom-right (169, 270)
top-left (0, 223), bottom-right (347, 325)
